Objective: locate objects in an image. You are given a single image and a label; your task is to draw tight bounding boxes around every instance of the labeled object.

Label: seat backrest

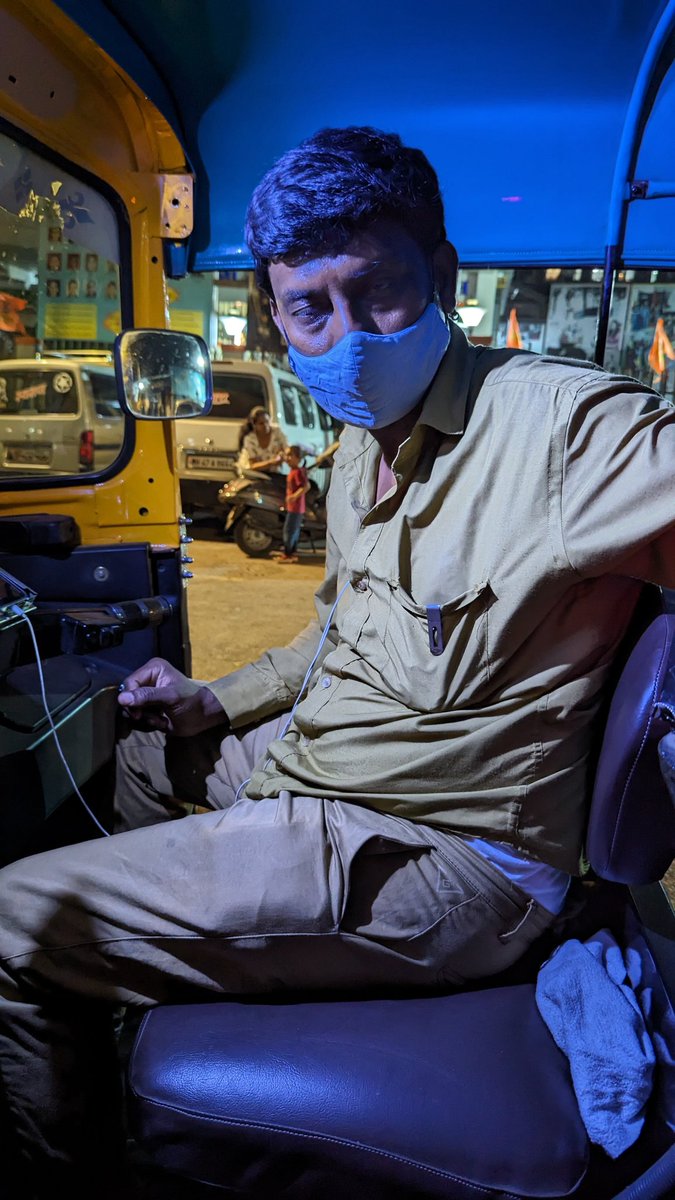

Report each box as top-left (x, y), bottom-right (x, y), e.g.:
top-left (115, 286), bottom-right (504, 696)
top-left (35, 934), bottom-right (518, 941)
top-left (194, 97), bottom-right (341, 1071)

top-left (586, 614), bottom-right (675, 884)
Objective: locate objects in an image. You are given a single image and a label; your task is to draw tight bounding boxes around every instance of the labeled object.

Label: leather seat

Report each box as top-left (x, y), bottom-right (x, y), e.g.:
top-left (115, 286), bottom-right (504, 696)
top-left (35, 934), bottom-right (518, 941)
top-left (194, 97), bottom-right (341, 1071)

top-left (129, 984), bottom-right (588, 1198)
top-left (127, 615), bottom-right (675, 1198)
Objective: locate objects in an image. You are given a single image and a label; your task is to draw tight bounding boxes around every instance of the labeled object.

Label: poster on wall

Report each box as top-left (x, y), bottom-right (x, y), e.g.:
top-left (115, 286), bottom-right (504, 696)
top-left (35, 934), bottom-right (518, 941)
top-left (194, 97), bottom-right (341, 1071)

top-left (543, 284), bottom-right (600, 359)
top-left (599, 285), bottom-right (630, 373)
top-left (39, 227), bottom-right (121, 342)
top-left (621, 283), bottom-right (675, 388)
top-left (494, 319), bottom-right (545, 352)
top-left (167, 275), bottom-right (214, 339)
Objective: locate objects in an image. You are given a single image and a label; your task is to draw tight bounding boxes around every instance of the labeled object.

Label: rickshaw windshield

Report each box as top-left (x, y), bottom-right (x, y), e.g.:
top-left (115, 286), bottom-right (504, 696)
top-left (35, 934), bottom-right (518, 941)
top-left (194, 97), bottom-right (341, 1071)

top-left (0, 126), bottom-right (125, 480)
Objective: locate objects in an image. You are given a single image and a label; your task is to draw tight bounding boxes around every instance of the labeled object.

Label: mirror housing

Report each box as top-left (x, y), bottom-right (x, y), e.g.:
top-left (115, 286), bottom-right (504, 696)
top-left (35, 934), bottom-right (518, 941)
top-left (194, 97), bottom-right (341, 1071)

top-left (115, 329), bottom-right (212, 419)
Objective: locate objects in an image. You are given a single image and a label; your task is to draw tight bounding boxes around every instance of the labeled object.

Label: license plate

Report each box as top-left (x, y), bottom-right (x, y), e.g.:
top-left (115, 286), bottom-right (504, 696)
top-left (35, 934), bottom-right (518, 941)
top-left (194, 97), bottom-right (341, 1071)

top-left (4, 445), bottom-right (52, 465)
top-left (185, 453), bottom-right (235, 471)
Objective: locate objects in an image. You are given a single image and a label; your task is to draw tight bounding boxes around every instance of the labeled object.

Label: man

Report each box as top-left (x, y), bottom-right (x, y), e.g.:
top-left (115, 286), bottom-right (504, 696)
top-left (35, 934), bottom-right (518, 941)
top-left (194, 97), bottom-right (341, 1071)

top-left (1, 126), bottom-right (675, 1196)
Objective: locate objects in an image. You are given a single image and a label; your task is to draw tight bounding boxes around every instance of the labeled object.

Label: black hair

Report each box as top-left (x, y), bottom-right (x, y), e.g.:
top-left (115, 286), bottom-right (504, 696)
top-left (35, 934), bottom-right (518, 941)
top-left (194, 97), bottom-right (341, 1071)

top-left (245, 126), bottom-right (447, 296)
top-left (238, 404), bottom-right (268, 451)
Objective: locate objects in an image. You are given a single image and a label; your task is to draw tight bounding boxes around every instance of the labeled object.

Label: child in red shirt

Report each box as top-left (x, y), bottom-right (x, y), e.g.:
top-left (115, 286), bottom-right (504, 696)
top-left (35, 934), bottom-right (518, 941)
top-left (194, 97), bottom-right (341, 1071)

top-left (278, 444), bottom-right (310, 563)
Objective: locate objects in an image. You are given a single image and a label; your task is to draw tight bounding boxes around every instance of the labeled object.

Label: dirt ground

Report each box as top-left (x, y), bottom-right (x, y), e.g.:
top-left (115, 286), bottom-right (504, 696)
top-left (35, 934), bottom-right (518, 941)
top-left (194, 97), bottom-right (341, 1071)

top-left (186, 531), bottom-right (325, 679)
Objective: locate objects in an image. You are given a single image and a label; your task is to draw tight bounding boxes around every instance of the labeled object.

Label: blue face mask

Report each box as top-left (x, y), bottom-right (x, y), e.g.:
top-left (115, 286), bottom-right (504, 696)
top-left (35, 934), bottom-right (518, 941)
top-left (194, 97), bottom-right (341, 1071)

top-left (286, 302), bottom-right (450, 429)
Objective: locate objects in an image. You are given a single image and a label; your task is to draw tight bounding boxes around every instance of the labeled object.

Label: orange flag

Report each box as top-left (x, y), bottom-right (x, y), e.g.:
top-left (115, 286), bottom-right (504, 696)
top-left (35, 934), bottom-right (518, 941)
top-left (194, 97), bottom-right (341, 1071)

top-left (506, 307), bottom-right (523, 349)
top-left (0, 292), bottom-right (27, 335)
top-left (648, 317), bottom-right (675, 376)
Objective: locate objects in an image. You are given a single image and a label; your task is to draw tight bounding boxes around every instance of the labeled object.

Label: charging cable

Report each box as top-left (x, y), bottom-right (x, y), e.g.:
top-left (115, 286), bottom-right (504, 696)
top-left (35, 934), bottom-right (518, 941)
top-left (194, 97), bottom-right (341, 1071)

top-left (277, 578), bottom-right (351, 740)
top-left (11, 603), bottom-right (110, 837)
top-left (12, 575), bottom-right (352, 821)
top-left (234, 577), bottom-right (351, 801)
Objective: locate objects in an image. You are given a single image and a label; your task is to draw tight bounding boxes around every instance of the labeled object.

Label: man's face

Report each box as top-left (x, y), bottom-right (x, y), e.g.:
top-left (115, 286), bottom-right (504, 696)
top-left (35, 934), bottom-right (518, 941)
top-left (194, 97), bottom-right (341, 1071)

top-left (269, 220), bottom-right (451, 357)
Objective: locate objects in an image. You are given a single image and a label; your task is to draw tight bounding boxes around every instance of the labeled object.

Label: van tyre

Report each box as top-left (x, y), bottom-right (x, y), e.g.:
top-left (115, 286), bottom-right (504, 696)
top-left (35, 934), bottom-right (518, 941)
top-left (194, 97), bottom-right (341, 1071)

top-left (234, 515), bottom-right (276, 558)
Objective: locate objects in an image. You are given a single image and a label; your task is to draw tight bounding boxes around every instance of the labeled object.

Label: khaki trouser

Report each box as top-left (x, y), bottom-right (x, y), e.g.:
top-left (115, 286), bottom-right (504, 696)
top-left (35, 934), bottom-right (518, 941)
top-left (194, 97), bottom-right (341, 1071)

top-left (0, 716), bottom-right (554, 1195)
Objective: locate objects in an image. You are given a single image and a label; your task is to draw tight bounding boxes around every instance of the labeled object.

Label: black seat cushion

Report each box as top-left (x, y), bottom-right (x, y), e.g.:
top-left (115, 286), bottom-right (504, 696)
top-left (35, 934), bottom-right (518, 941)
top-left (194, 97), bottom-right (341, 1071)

top-left (128, 983), bottom-right (588, 1199)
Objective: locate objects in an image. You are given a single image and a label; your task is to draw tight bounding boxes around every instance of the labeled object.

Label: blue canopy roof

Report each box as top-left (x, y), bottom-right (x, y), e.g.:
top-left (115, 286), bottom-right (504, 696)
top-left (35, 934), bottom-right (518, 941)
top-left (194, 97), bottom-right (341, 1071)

top-left (58, 0), bottom-right (675, 271)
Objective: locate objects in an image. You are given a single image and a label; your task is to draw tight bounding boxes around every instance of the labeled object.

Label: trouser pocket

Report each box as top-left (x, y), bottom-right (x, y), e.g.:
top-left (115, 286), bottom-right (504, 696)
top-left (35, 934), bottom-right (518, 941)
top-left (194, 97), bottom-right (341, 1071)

top-left (338, 827), bottom-right (555, 984)
top-left (340, 834), bottom-right (478, 943)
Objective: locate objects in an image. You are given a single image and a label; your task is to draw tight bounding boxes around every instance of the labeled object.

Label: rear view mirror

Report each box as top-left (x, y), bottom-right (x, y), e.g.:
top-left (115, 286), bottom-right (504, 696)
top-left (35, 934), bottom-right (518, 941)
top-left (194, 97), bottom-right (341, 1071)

top-left (115, 329), bottom-right (212, 419)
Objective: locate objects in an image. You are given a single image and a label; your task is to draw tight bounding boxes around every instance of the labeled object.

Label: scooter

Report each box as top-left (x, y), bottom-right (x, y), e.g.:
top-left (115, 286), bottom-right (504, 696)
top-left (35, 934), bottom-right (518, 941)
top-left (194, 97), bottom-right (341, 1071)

top-left (217, 441), bottom-right (339, 558)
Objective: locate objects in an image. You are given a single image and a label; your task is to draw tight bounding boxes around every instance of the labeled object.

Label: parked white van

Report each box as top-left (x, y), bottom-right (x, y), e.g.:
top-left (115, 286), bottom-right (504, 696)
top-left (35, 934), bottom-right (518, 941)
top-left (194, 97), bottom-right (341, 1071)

top-left (175, 359), bottom-right (335, 514)
top-left (0, 355), bottom-right (124, 477)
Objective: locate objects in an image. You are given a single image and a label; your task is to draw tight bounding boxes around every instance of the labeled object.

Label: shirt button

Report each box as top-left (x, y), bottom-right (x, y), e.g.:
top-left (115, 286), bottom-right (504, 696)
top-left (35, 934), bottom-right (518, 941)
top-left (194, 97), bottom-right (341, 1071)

top-left (320, 675), bottom-right (332, 688)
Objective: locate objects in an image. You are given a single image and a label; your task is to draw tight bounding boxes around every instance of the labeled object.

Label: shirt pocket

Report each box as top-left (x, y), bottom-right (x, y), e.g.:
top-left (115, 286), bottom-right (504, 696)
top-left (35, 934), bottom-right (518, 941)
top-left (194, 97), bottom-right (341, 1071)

top-left (379, 579), bottom-right (494, 711)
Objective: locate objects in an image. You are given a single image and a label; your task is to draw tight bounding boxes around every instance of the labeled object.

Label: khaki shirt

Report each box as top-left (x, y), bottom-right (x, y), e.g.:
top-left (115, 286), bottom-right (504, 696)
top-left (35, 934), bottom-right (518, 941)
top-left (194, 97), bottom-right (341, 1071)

top-left (213, 329), bottom-right (675, 873)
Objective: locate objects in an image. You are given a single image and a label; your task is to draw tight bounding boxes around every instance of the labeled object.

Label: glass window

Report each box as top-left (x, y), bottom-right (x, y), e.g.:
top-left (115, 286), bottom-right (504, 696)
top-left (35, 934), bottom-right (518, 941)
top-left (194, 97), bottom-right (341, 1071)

top-left (209, 371), bottom-right (267, 419)
top-left (294, 383), bottom-right (316, 429)
top-left (317, 405), bottom-right (337, 433)
top-left (608, 274), bottom-right (675, 400)
top-left (279, 380), bottom-right (298, 426)
top-left (84, 367), bottom-right (121, 418)
top-left (457, 266), bottom-right (675, 401)
top-left (0, 127), bottom-right (124, 479)
top-left (0, 367), bottom-right (78, 413)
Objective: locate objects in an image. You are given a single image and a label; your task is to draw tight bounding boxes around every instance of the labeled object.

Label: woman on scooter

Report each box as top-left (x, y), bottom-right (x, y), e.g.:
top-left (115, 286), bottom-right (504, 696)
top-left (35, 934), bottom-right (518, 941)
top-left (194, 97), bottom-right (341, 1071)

top-left (237, 404), bottom-right (288, 474)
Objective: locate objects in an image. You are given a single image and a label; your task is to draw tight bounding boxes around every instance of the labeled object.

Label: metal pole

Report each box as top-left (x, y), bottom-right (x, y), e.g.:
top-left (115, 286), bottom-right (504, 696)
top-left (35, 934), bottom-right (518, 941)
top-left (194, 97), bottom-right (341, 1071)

top-left (594, 245), bottom-right (618, 365)
top-left (597, 0), bottom-right (675, 367)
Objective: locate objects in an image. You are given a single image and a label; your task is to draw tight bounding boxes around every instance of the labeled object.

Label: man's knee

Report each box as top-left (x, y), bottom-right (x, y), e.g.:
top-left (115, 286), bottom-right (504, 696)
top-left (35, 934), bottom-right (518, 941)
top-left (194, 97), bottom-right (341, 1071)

top-left (0, 854), bottom-right (52, 965)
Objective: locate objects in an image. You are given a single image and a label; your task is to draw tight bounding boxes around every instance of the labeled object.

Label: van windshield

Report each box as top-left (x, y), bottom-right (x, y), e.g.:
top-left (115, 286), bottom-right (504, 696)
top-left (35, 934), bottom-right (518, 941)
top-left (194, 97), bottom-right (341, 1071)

top-left (209, 372), bottom-right (267, 419)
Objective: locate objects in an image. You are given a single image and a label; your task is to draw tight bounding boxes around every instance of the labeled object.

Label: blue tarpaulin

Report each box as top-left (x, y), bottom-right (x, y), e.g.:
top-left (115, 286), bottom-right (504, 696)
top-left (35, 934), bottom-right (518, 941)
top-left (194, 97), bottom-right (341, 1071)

top-left (56, 0), bottom-right (675, 270)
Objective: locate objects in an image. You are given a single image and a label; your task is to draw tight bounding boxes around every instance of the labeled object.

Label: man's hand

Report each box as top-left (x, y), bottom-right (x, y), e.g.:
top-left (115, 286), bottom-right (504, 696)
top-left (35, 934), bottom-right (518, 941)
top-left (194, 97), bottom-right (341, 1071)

top-left (117, 658), bottom-right (229, 737)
